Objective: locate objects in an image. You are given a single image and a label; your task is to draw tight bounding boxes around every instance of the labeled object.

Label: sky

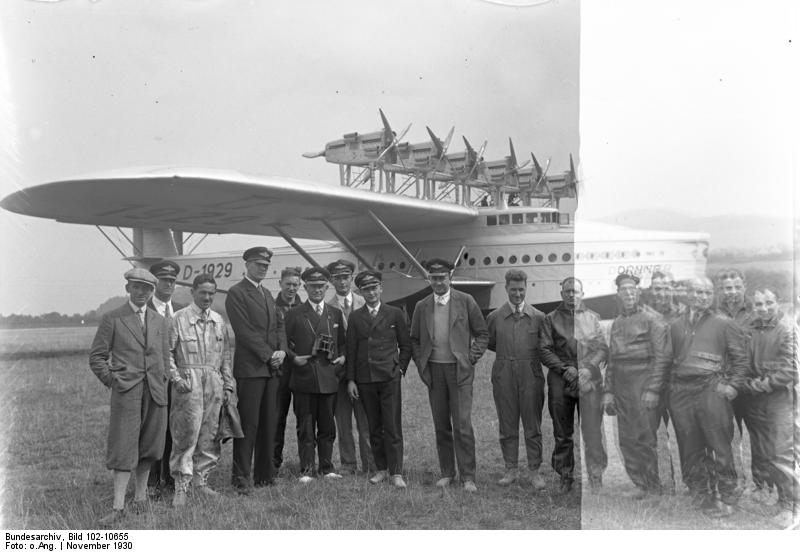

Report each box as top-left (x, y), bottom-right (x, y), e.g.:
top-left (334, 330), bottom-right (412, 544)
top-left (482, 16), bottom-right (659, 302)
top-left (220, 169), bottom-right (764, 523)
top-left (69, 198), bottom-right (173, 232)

top-left (0, 0), bottom-right (796, 315)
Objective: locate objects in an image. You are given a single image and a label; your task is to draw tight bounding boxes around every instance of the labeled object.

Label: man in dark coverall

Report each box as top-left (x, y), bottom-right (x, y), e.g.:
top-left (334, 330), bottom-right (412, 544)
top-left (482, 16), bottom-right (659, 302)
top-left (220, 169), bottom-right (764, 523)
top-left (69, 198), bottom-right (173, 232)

top-left (668, 277), bottom-right (748, 517)
top-left (486, 269), bottom-right (547, 490)
top-left (602, 273), bottom-right (671, 498)
top-left (540, 276), bottom-right (608, 493)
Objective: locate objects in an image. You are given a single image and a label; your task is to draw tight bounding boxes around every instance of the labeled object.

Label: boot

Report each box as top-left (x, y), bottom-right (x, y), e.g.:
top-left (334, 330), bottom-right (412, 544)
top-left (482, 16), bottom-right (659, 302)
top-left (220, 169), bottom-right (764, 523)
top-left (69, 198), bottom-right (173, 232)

top-left (497, 468), bottom-right (518, 487)
top-left (172, 477), bottom-right (190, 508)
top-left (193, 474), bottom-right (220, 498)
top-left (529, 469), bottom-right (546, 491)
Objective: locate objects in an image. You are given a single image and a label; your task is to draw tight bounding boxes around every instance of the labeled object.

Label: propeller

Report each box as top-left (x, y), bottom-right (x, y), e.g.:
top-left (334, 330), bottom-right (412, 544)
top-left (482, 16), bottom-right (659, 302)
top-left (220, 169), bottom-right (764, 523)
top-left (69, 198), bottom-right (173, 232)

top-left (506, 138), bottom-right (530, 177)
top-left (461, 137), bottom-right (487, 183)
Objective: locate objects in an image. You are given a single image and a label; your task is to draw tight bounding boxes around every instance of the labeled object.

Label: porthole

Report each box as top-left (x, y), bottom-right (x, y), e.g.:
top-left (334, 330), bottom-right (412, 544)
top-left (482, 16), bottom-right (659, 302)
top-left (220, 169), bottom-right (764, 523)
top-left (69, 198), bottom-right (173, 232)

top-left (602, 252), bottom-right (610, 259)
top-left (522, 254), bottom-right (530, 263)
top-left (588, 253), bottom-right (595, 260)
top-left (389, 262), bottom-right (396, 269)
top-left (575, 253), bottom-right (581, 260)
top-left (562, 253), bottom-right (571, 262)
top-left (469, 258), bottom-right (476, 266)
top-left (509, 255), bottom-right (517, 264)
top-left (463, 252), bottom-right (469, 259)
top-left (548, 253), bottom-right (557, 262)
top-left (378, 262), bottom-right (385, 270)
top-left (496, 256), bottom-right (505, 264)
top-left (535, 254), bottom-right (543, 263)
top-left (634, 250), bottom-right (641, 258)
top-left (399, 261), bottom-right (406, 270)
top-left (483, 257), bottom-right (491, 266)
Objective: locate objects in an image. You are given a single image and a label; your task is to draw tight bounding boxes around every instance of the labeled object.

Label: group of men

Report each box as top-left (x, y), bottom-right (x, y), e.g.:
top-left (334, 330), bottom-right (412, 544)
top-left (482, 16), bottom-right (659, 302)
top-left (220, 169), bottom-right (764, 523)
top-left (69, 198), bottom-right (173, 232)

top-left (602, 269), bottom-right (798, 524)
top-left (88, 248), bottom-right (798, 526)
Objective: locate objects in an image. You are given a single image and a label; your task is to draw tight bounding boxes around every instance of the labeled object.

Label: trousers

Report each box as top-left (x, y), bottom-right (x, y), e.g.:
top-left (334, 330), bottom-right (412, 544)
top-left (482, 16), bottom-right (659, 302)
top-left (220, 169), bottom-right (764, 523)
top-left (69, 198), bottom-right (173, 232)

top-left (428, 362), bottom-right (476, 481)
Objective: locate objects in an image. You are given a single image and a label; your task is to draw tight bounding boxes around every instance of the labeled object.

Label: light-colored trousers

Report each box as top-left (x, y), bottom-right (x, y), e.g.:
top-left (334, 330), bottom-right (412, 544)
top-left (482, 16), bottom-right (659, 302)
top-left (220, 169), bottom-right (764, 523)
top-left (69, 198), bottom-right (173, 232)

top-left (169, 365), bottom-right (224, 485)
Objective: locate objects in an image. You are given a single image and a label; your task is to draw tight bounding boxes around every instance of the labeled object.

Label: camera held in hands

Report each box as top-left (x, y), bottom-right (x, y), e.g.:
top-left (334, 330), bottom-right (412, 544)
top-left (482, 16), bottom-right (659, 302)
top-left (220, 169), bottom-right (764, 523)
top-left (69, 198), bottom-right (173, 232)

top-left (312, 333), bottom-right (336, 361)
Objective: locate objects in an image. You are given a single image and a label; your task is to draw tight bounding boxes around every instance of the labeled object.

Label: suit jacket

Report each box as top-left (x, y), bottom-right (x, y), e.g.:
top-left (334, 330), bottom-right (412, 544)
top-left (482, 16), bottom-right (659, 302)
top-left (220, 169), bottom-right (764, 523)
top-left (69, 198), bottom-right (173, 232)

top-left (225, 278), bottom-right (286, 379)
top-left (89, 302), bottom-right (170, 405)
top-left (346, 303), bottom-right (412, 384)
top-left (147, 297), bottom-right (187, 319)
top-left (327, 292), bottom-right (365, 330)
top-left (410, 288), bottom-right (490, 388)
top-left (285, 301), bottom-right (346, 394)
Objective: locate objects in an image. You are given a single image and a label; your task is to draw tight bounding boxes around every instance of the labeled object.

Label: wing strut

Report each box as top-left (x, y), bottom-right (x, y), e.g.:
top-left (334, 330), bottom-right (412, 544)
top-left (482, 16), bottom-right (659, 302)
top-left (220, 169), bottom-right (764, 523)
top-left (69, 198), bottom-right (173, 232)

top-left (271, 225), bottom-right (322, 269)
top-left (95, 226), bottom-right (136, 267)
top-left (320, 220), bottom-right (375, 271)
top-left (366, 210), bottom-right (427, 277)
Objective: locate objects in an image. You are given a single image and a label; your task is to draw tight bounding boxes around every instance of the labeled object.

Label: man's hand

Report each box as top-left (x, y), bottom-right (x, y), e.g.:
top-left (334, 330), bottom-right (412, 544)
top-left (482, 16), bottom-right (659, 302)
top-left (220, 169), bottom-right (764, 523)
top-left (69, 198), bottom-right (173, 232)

top-left (174, 378), bottom-right (192, 394)
top-left (641, 390), bottom-right (660, 410)
top-left (563, 366), bottom-right (578, 383)
top-left (293, 355), bottom-right (311, 366)
top-left (749, 377), bottom-right (773, 394)
top-left (223, 388), bottom-right (236, 406)
top-left (715, 382), bottom-right (738, 401)
top-left (601, 393), bottom-right (617, 416)
top-left (347, 381), bottom-right (359, 400)
top-left (578, 380), bottom-right (595, 395)
top-left (270, 351), bottom-right (286, 369)
top-left (577, 367), bottom-right (592, 387)
top-left (331, 355), bottom-right (345, 366)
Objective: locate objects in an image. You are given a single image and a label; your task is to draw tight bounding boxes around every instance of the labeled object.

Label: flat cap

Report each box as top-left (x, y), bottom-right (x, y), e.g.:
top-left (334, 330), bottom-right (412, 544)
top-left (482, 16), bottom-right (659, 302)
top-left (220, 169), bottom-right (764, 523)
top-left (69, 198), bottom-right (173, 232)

top-left (243, 246), bottom-right (273, 263)
top-left (354, 270), bottom-right (382, 290)
top-left (326, 259), bottom-right (356, 276)
top-left (615, 272), bottom-right (640, 287)
top-left (424, 258), bottom-right (454, 274)
top-left (149, 260), bottom-right (180, 280)
top-left (125, 267), bottom-right (158, 288)
top-left (301, 267), bottom-right (330, 284)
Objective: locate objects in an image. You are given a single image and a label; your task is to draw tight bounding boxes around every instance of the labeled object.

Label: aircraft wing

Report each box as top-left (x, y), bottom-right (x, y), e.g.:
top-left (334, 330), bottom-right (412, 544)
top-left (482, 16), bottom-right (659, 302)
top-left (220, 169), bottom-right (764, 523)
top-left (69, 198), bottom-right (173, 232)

top-left (0, 167), bottom-right (479, 240)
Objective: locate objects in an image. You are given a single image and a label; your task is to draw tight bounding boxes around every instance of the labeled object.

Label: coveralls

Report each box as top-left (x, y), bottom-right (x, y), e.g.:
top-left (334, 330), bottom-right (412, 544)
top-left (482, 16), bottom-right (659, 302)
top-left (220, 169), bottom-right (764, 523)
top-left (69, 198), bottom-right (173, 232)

top-left (486, 303), bottom-right (546, 472)
top-left (168, 303), bottom-right (234, 489)
top-left (668, 310), bottom-right (748, 505)
top-left (605, 305), bottom-right (671, 492)
top-left (745, 311), bottom-right (799, 511)
top-left (539, 303), bottom-right (608, 483)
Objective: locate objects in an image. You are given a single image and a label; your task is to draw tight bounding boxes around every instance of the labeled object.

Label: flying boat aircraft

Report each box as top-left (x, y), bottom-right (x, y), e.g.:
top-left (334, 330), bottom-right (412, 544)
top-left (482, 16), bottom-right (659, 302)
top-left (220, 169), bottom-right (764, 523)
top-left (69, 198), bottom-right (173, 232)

top-left (1, 111), bottom-right (710, 318)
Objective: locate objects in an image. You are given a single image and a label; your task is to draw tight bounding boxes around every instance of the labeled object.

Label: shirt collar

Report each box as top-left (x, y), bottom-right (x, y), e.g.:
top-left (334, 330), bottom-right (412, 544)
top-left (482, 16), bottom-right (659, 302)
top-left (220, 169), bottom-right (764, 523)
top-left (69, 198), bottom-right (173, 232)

top-left (187, 302), bottom-right (213, 323)
top-left (129, 301), bottom-right (145, 314)
top-left (434, 290), bottom-right (451, 306)
top-left (245, 275), bottom-right (262, 288)
top-left (368, 302), bottom-right (381, 314)
top-left (337, 292), bottom-right (353, 304)
top-left (151, 295), bottom-right (171, 315)
top-left (507, 301), bottom-right (525, 315)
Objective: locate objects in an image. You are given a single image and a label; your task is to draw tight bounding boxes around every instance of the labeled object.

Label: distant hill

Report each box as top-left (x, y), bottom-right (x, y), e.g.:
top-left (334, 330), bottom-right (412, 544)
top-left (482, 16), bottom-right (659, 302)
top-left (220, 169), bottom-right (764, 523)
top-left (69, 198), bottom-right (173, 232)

top-left (593, 210), bottom-right (795, 251)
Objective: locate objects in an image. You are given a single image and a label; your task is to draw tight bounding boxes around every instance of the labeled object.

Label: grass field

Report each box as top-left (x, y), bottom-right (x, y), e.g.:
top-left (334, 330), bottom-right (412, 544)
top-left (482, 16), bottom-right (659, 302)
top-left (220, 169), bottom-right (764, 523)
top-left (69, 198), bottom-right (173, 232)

top-left (0, 327), bottom-right (789, 530)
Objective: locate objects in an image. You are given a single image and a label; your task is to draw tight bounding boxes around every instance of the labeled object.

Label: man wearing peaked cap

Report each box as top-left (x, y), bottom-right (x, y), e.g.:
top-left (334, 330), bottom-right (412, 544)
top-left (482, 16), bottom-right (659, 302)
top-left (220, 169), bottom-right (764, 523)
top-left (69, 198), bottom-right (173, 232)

top-left (326, 259), bottom-right (374, 475)
top-left (410, 257), bottom-right (489, 492)
top-left (89, 268), bottom-right (170, 525)
top-left (285, 264), bottom-right (347, 482)
top-left (146, 259), bottom-right (185, 497)
top-left (346, 270), bottom-right (411, 487)
top-left (225, 246), bottom-right (286, 494)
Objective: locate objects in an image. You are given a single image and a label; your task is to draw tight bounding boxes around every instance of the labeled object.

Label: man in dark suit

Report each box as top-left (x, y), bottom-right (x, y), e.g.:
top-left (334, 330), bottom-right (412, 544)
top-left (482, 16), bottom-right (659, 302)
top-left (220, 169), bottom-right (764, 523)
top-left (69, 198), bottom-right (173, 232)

top-left (410, 258), bottom-right (489, 492)
top-left (89, 268), bottom-right (170, 526)
top-left (273, 266), bottom-right (303, 471)
top-left (285, 267), bottom-right (347, 483)
top-left (146, 260), bottom-right (183, 497)
top-left (224, 247), bottom-right (286, 493)
top-left (346, 270), bottom-right (411, 488)
top-left (326, 259), bottom-right (373, 474)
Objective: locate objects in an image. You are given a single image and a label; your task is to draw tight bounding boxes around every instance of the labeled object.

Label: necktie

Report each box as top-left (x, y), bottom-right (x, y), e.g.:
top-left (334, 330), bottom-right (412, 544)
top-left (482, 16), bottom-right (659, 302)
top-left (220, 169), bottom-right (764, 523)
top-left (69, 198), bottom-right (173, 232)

top-left (344, 297), bottom-right (351, 318)
top-left (315, 303), bottom-right (322, 316)
top-left (370, 308), bottom-right (378, 319)
top-left (514, 304), bottom-right (521, 320)
top-left (258, 285), bottom-right (266, 300)
top-left (165, 303), bottom-right (172, 319)
top-left (137, 308), bottom-right (146, 330)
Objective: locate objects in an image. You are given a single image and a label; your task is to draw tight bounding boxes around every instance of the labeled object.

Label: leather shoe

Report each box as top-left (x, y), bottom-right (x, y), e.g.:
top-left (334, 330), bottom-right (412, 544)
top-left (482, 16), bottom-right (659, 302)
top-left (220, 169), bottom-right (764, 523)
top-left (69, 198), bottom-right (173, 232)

top-left (369, 470), bottom-right (388, 484)
top-left (559, 478), bottom-right (573, 494)
top-left (391, 475), bottom-right (407, 489)
top-left (195, 485), bottom-right (220, 498)
top-left (129, 500), bottom-right (149, 515)
top-left (529, 470), bottom-right (546, 491)
top-left (298, 475), bottom-right (314, 484)
top-left (497, 469), bottom-right (518, 487)
top-left (233, 483), bottom-right (253, 496)
top-left (323, 472), bottom-right (343, 480)
top-left (463, 480), bottom-right (478, 493)
top-left (705, 502), bottom-right (735, 518)
top-left (254, 479), bottom-right (275, 488)
top-left (435, 477), bottom-right (453, 488)
top-left (98, 509), bottom-right (125, 527)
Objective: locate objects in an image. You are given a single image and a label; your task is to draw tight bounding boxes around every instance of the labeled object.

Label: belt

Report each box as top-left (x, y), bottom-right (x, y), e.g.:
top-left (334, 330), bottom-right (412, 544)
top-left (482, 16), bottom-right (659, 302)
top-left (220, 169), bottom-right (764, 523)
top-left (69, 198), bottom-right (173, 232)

top-left (182, 363), bottom-right (221, 371)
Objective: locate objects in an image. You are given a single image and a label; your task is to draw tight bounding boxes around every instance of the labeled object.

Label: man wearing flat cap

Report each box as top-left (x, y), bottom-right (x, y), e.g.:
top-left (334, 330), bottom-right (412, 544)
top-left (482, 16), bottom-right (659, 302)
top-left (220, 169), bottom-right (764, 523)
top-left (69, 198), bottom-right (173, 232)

top-left (225, 247), bottom-right (286, 493)
top-left (147, 259), bottom-right (185, 496)
top-left (326, 259), bottom-right (374, 474)
top-left (346, 270), bottom-right (412, 488)
top-left (285, 267), bottom-right (347, 482)
top-left (602, 272), bottom-right (671, 499)
top-left (410, 258), bottom-right (489, 492)
top-left (89, 268), bottom-right (170, 525)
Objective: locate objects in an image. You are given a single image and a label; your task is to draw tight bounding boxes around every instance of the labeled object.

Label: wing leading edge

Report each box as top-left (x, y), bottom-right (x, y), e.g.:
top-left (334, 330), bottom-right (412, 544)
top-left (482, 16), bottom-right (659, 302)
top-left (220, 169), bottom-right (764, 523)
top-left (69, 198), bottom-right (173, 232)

top-left (1, 167), bottom-right (479, 240)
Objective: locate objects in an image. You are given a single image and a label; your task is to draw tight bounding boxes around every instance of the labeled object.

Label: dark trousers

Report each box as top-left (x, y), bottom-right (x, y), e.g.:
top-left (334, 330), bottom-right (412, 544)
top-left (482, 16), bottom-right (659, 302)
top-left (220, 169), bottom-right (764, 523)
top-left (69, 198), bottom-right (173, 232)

top-left (335, 380), bottom-right (374, 471)
top-left (293, 391), bottom-right (337, 475)
top-left (491, 361), bottom-right (544, 470)
top-left (547, 371), bottom-right (607, 480)
top-left (428, 362), bottom-right (476, 481)
top-left (233, 376), bottom-right (279, 486)
top-left (274, 364), bottom-right (296, 468)
top-left (148, 380), bottom-right (174, 488)
top-left (613, 367), bottom-right (661, 491)
top-left (744, 388), bottom-right (799, 508)
top-left (360, 375), bottom-right (403, 474)
top-left (668, 377), bottom-right (740, 504)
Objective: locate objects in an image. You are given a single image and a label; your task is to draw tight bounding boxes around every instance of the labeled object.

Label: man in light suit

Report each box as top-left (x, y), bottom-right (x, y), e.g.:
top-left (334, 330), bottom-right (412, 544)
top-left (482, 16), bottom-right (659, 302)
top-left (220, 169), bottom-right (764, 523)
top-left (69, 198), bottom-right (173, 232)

top-left (225, 247), bottom-right (286, 494)
top-left (346, 270), bottom-right (412, 488)
top-left (326, 259), bottom-right (374, 474)
top-left (410, 258), bottom-right (489, 492)
top-left (89, 268), bottom-right (170, 526)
